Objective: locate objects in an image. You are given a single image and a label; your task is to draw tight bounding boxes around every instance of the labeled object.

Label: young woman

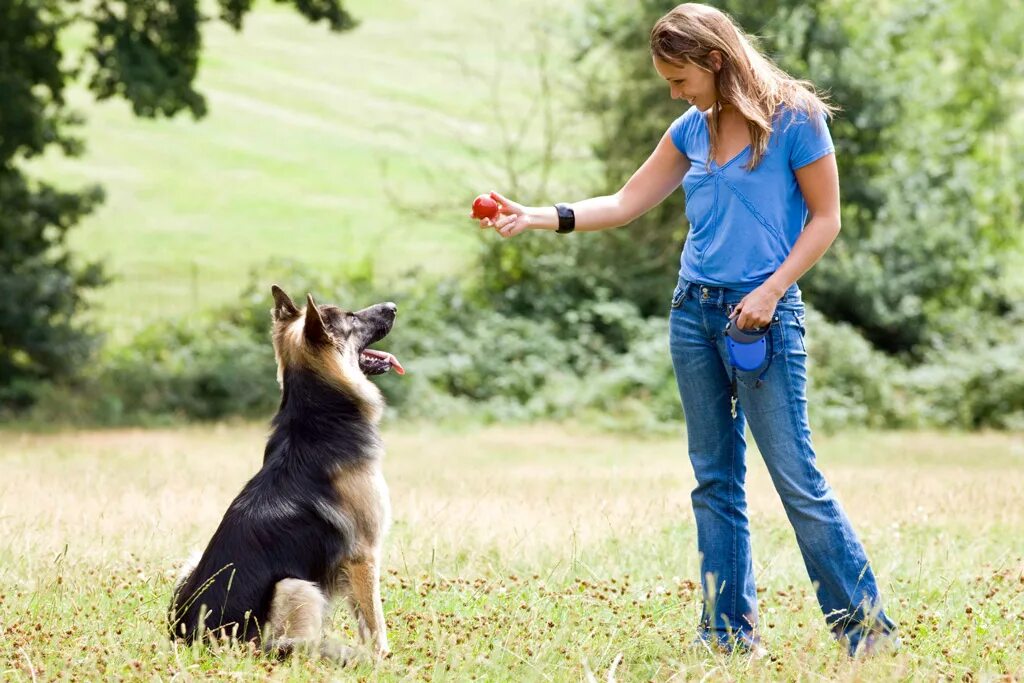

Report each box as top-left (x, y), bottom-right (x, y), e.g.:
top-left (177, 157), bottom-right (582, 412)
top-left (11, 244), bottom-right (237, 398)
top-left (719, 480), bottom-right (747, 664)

top-left (474, 2), bottom-right (897, 657)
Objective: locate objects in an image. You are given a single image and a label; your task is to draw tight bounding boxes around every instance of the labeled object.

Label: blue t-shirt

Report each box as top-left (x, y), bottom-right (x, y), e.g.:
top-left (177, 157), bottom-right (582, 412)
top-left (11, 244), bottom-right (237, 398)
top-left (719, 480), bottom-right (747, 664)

top-left (668, 105), bottom-right (834, 291)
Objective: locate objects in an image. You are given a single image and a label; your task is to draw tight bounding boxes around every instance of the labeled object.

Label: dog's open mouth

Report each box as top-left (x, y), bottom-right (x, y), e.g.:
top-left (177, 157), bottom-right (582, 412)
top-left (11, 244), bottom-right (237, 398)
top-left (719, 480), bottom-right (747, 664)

top-left (359, 348), bottom-right (405, 376)
top-left (356, 307), bottom-right (403, 377)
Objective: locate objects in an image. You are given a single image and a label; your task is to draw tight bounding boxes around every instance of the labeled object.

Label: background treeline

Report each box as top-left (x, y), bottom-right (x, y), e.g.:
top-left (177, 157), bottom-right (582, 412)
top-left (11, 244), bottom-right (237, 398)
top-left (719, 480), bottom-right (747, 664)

top-left (3, 0), bottom-right (1023, 430)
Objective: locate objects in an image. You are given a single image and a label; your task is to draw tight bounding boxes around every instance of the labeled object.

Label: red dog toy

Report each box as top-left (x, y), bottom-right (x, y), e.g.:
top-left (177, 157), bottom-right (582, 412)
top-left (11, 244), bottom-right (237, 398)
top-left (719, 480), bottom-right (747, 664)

top-left (471, 194), bottom-right (499, 220)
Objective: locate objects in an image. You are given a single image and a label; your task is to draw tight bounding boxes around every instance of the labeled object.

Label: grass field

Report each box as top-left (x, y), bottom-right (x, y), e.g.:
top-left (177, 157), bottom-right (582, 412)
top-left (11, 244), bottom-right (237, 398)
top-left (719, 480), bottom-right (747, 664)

top-left (2, 423), bottom-right (1023, 680)
top-left (35, 0), bottom-right (593, 334)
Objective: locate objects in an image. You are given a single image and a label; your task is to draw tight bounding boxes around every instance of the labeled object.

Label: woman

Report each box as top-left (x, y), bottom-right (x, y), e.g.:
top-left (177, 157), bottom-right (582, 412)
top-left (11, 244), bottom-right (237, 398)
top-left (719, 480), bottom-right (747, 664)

top-left (474, 2), bottom-right (897, 657)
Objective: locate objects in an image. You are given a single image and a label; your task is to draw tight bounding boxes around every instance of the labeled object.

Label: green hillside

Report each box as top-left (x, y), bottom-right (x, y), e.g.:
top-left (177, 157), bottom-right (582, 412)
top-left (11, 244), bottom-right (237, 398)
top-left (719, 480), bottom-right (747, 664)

top-left (35, 0), bottom-right (586, 334)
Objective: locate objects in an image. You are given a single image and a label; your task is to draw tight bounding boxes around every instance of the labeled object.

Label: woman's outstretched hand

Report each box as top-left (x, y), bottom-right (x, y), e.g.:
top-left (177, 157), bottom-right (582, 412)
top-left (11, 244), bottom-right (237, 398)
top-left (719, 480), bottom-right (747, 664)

top-left (474, 192), bottom-right (530, 238)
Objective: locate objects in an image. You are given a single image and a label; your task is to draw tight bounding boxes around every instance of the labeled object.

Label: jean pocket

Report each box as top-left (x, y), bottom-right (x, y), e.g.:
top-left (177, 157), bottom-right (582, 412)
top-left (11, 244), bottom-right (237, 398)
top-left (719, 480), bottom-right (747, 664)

top-left (671, 284), bottom-right (685, 309)
top-left (791, 309), bottom-right (806, 352)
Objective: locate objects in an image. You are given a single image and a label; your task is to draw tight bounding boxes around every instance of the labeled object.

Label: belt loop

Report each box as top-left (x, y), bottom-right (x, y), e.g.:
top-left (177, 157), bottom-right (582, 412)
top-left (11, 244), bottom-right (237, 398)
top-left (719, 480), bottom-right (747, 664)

top-left (716, 288), bottom-right (724, 307)
top-left (682, 281), bottom-right (692, 301)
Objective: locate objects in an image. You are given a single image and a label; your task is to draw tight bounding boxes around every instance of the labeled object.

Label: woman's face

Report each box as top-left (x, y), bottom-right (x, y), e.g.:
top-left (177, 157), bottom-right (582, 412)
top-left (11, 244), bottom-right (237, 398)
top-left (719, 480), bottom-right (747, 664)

top-left (653, 56), bottom-right (717, 112)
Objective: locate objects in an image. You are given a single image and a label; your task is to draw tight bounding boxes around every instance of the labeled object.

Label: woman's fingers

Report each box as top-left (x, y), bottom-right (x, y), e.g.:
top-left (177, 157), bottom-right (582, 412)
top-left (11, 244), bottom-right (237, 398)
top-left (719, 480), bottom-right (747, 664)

top-left (731, 300), bottom-right (755, 330)
top-left (494, 214), bottom-right (517, 230)
top-left (737, 308), bottom-right (770, 330)
top-left (498, 217), bottom-right (525, 238)
top-left (468, 191), bottom-right (526, 237)
top-left (490, 191), bottom-right (522, 214)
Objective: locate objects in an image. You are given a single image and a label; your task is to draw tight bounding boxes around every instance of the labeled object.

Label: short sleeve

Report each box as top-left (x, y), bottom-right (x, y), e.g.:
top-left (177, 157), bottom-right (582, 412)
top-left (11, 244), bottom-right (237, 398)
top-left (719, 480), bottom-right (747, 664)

top-left (788, 111), bottom-right (834, 170)
top-left (668, 106), bottom-right (700, 156)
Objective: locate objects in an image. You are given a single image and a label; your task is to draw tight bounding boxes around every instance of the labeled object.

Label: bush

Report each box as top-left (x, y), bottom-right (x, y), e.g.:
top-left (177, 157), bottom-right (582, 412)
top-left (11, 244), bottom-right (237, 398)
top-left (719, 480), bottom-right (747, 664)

top-left (901, 340), bottom-right (1024, 431)
top-left (17, 258), bottom-right (1024, 433)
top-left (802, 307), bottom-right (908, 432)
top-left (98, 320), bottom-right (278, 422)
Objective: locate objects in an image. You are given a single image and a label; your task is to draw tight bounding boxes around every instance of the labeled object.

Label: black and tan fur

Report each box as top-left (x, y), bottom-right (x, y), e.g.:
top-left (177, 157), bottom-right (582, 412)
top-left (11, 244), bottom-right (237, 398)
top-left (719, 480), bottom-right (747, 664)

top-left (169, 286), bottom-right (396, 661)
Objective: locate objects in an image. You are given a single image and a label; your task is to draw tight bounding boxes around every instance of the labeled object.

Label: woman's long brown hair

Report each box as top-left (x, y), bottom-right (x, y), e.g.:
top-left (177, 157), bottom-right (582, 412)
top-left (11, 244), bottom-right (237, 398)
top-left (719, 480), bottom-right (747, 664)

top-left (651, 3), bottom-right (835, 170)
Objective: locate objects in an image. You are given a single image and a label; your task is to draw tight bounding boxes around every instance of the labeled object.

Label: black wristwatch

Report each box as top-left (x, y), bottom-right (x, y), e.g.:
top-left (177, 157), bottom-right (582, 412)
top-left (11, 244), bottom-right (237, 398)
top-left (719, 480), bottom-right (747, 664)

top-left (554, 203), bottom-right (575, 234)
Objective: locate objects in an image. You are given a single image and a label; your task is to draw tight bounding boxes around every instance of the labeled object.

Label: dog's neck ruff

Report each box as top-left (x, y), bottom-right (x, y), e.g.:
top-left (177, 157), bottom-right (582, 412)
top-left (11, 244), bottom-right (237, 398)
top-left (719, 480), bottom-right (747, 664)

top-left (266, 368), bottom-right (382, 468)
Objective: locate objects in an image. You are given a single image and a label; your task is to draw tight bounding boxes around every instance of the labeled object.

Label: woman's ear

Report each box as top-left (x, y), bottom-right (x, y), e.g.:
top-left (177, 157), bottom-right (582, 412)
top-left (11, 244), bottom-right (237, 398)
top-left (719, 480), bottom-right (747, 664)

top-left (709, 49), bottom-right (724, 72)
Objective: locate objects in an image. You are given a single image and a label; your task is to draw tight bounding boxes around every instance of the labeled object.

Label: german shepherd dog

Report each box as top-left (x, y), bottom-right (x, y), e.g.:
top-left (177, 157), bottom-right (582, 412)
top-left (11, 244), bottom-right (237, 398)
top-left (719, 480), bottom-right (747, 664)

top-left (169, 285), bottom-right (404, 661)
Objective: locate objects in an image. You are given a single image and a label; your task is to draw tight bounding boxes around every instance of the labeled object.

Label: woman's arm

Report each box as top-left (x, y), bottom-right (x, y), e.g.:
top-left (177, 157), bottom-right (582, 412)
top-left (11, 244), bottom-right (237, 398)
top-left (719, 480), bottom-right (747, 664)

top-left (730, 152), bottom-right (841, 329)
top-left (484, 129), bottom-right (691, 238)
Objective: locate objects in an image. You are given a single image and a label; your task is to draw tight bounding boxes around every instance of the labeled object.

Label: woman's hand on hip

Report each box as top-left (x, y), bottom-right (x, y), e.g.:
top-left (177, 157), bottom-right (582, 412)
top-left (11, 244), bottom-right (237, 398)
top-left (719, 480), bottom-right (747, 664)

top-left (730, 284), bottom-right (783, 330)
top-left (476, 191), bottom-right (531, 238)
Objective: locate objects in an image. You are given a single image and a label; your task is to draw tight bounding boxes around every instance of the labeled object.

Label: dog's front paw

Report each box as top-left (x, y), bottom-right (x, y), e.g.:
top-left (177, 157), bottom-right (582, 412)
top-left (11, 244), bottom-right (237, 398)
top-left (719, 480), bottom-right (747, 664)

top-left (372, 634), bottom-right (391, 661)
top-left (320, 639), bottom-right (364, 666)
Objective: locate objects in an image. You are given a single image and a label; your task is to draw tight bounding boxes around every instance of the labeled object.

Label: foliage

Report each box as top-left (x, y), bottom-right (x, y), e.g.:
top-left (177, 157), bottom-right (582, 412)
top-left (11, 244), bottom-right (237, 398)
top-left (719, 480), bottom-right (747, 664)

top-left (795, 0), bottom-right (1024, 355)
top-left (0, 0), bottom-right (355, 410)
top-left (801, 307), bottom-right (908, 432)
top-left (18, 255), bottom-right (1021, 431)
top-left (0, 3), bottom-right (106, 408)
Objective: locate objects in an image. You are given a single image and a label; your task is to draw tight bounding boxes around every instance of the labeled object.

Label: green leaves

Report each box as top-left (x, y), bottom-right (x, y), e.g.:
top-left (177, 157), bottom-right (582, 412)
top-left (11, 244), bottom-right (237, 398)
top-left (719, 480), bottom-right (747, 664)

top-left (800, 0), bottom-right (1024, 354)
top-left (0, 0), bottom-right (77, 161)
top-left (89, 0), bottom-right (206, 118)
top-left (0, 171), bottom-right (107, 408)
top-left (86, 0), bottom-right (356, 118)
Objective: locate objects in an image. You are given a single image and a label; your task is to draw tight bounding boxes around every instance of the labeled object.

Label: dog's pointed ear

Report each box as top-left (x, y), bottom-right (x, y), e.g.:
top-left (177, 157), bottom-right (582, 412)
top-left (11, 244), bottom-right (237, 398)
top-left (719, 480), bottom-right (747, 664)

top-left (303, 293), bottom-right (331, 345)
top-left (271, 285), bottom-right (300, 322)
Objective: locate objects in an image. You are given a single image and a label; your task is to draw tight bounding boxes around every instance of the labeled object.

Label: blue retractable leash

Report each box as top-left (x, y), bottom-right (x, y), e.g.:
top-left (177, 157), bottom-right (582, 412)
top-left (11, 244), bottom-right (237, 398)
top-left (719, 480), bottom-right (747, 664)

top-left (723, 319), bottom-right (772, 417)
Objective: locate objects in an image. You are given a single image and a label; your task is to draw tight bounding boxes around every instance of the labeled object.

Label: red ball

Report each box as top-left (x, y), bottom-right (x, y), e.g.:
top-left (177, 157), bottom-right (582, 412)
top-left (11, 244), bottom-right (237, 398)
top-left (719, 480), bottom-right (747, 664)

top-left (472, 194), bottom-right (499, 220)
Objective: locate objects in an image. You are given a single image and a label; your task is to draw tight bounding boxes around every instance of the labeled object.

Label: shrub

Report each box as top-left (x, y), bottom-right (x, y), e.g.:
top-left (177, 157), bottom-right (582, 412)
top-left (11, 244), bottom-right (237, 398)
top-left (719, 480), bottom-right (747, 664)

top-left (18, 260), bottom-right (1024, 433)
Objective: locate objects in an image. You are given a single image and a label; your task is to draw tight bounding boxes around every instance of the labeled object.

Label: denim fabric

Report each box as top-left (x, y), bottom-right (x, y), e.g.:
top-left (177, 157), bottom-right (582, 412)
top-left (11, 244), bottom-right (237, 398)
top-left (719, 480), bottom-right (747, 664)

top-left (668, 277), bottom-right (896, 654)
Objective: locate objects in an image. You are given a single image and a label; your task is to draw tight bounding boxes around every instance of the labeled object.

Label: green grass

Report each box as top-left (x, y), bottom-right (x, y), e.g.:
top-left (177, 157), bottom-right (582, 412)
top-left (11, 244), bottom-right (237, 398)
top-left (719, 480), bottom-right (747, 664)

top-left (33, 0), bottom-right (591, 336)
top-left (2, 424), bottom-right (1023, 680)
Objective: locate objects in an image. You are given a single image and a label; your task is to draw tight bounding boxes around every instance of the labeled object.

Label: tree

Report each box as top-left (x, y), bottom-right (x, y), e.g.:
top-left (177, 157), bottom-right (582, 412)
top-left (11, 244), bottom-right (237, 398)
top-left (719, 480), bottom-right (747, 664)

top-left (0, 0), bottom-right (355, 408)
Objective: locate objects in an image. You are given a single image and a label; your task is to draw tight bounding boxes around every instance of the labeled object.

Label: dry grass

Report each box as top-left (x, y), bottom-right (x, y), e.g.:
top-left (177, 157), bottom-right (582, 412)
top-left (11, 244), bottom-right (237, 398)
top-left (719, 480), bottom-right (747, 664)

top-left (1, 423), bottom-right (1023, 680)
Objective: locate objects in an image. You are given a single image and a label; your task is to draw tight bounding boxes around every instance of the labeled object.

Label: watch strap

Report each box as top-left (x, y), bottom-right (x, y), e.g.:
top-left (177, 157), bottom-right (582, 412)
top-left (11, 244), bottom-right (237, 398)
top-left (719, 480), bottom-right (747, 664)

top-left (554, 203), bottom-right (575, 234)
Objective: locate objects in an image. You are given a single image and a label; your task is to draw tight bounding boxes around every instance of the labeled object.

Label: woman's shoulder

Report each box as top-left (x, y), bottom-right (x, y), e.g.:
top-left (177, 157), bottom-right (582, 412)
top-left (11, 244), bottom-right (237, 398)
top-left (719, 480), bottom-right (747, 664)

top-left (772, 103), bottom-right (835, 168)
top-left (668, 106), bottom-right (705, 154)
top-left (672, 105), bottom-right (704, 129)
top-left (773, 103), bottom-right (830, 133)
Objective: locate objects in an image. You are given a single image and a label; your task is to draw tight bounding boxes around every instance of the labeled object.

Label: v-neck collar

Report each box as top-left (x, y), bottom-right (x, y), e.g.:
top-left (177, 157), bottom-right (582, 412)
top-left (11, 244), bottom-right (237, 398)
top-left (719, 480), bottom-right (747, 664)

top-left (700, 109), bottom-right (751, 171)
top-left (711, 145), bottom-right (750, 170)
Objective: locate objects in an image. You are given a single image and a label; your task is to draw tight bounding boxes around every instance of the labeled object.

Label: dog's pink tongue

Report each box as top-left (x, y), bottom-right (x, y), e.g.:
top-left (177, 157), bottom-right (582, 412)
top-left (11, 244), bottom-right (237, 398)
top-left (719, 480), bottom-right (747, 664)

top-left (364, 348), bottom-right (405, 375)
top-left (386, 352), bottom-right (405, 375)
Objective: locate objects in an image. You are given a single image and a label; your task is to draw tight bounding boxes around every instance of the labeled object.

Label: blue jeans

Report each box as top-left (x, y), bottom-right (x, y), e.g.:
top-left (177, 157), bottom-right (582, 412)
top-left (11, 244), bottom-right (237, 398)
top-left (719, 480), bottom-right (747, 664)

top-left (668, 278), bottom-right (896, 653)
